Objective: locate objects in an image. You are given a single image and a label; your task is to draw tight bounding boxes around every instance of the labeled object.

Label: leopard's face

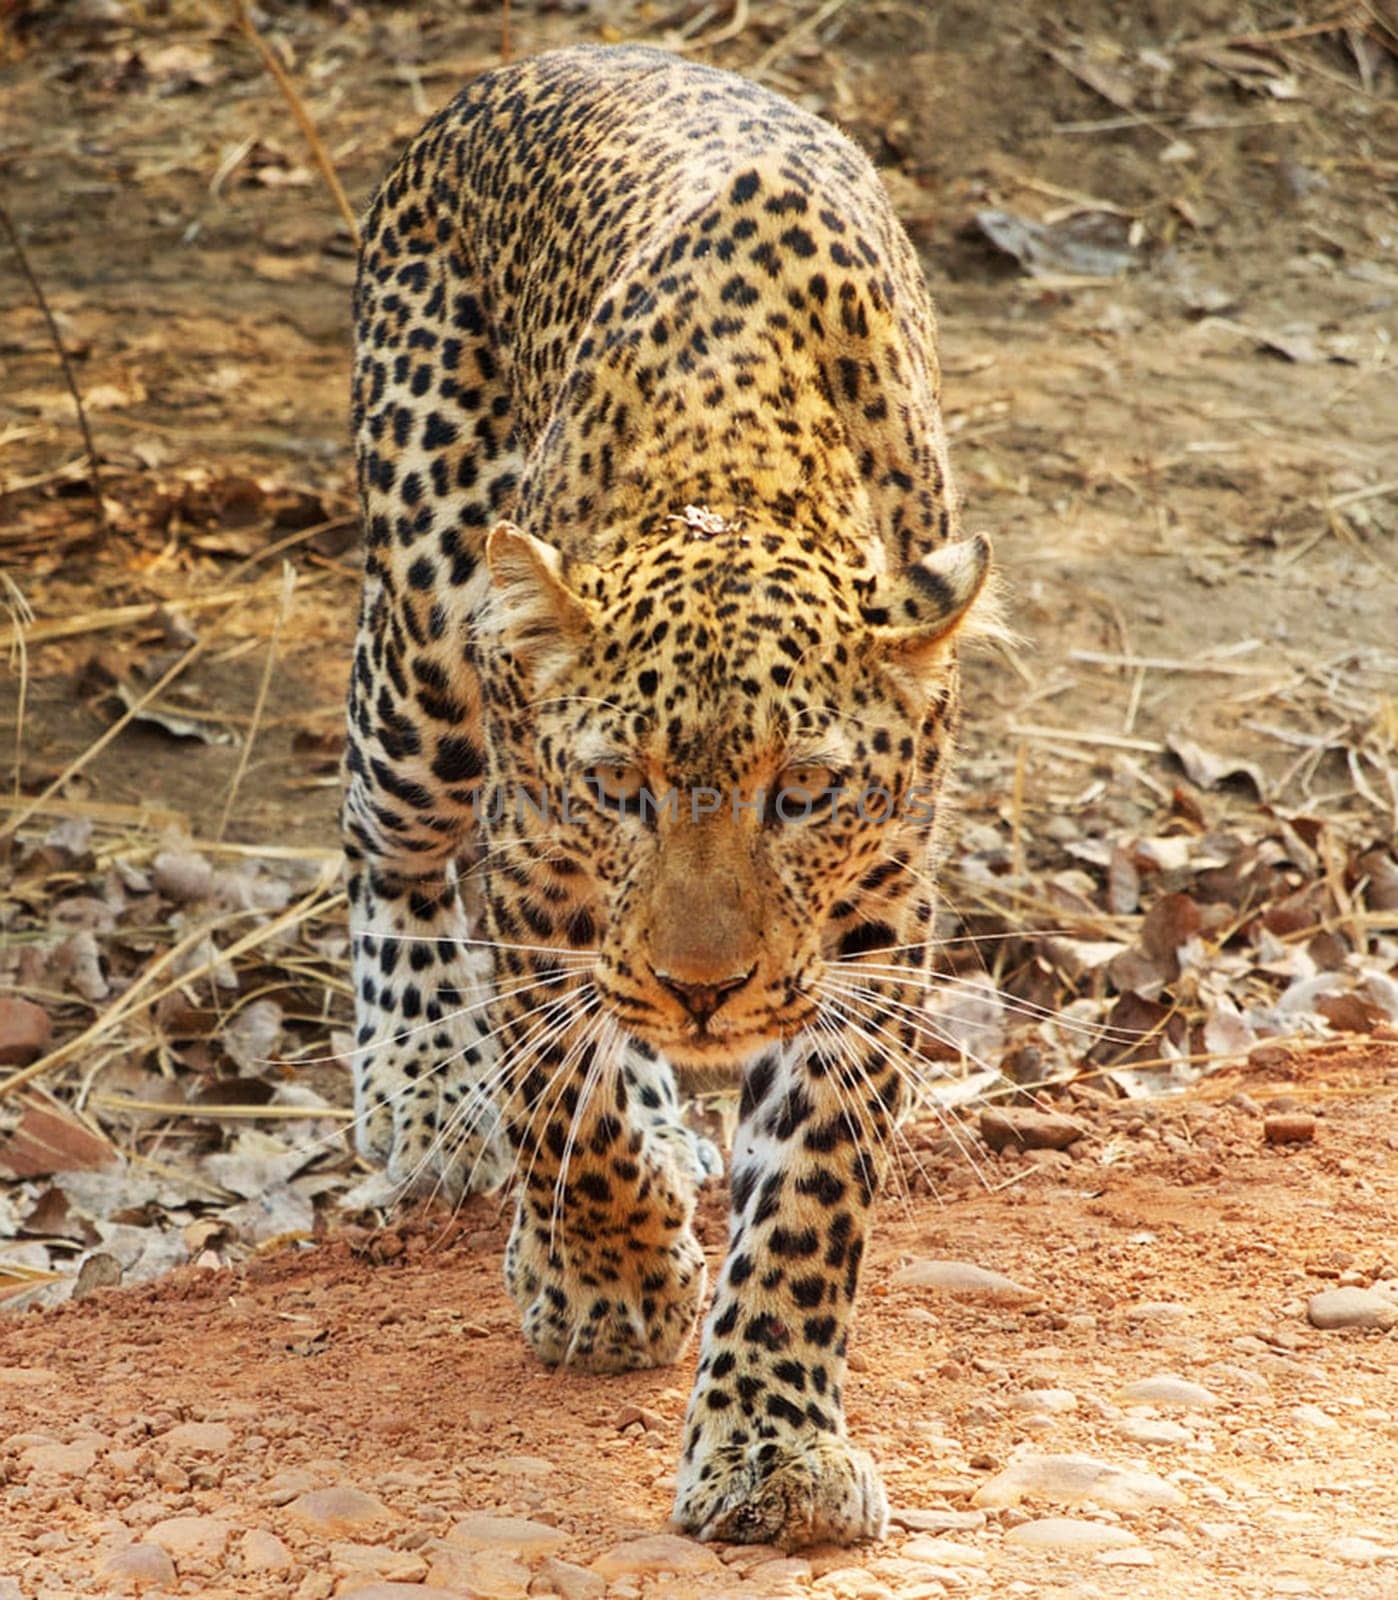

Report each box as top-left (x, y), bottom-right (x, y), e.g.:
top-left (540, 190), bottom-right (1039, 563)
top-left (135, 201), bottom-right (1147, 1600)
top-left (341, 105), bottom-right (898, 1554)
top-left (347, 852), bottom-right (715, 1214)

top-left (476, 514), bottom-right (992, 1072)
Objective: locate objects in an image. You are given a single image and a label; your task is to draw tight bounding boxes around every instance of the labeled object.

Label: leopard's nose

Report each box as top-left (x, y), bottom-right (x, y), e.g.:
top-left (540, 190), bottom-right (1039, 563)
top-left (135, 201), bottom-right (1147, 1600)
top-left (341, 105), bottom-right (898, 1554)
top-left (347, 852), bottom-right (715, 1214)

top-left (652, 964), bottom-right (755, 1022)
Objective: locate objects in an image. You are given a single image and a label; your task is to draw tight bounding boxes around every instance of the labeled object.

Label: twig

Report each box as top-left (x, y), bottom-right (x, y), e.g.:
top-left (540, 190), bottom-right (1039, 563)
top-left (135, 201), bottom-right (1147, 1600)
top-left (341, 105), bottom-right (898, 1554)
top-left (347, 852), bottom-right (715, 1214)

top-left (1068, 648), bottom-right (1270, 676)
top-left (501, 0), bottom-right (511, 63)
top-left (1, 575), bottom-right (34, 801)
top-left (230, 1), bottom-right (360, 247)
top-left (1007, 724), bottom-right (1166, 754)
top-left (0, 574), bottom-right (293, 652)
top-left (92, 1095), bottom-right (354, 1122)
top-left (752, 0), bottom-right (854, 76)
top-left (216, 562), bottom-right (296, 840)
top-left (0, 200), bottom-right (108, 536)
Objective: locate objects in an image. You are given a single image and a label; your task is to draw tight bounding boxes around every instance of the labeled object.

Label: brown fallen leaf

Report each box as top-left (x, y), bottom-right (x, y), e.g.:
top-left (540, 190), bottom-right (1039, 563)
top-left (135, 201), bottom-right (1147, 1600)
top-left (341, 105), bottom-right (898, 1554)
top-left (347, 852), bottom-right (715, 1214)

top-left (0, 1096), bottom-right (119, 1180)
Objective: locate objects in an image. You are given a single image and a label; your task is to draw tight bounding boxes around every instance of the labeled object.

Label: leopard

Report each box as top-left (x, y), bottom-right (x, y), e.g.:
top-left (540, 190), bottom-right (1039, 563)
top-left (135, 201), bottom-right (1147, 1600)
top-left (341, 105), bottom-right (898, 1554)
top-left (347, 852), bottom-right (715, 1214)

top-left (341, 43), bottom-right (997, 1551)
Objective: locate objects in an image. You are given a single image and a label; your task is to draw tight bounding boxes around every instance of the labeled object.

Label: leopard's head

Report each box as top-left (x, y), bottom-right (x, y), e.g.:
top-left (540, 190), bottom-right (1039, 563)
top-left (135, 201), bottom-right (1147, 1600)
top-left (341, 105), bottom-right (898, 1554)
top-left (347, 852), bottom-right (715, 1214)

top-left (474, 511), bottom-right (994, 1070)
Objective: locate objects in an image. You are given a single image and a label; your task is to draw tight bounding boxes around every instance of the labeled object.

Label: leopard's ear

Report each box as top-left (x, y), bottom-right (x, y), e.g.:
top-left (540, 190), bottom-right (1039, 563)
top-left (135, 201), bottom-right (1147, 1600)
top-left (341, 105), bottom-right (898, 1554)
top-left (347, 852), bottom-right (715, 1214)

top-left (864, 534), bottom-right (999, 671)
top-left (484, 521), bottom-right (598, 650)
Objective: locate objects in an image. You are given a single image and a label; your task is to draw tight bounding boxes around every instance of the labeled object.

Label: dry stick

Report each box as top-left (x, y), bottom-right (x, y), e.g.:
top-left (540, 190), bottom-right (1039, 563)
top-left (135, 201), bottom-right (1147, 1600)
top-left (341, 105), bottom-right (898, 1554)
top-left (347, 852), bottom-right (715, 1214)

top-left (501, 0), bottom-right (511, 64)
top-left (0, 199), bottom-right (108, 535)
top-left (0, 573), bottom-right (292, 652)
top-left (752, 0), bottom-right (854, 75)
top-left (216, 562), bottom-right (297, 841)
top-left (230, 0), bottom-right (360, 247)
top-left (1, 574), bottom-right (34, 802)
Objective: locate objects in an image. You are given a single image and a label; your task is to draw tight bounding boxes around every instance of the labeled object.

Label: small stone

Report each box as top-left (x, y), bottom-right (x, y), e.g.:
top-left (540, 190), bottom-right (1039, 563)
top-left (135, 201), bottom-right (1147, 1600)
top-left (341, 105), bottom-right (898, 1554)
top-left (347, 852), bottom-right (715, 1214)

top-left (332, 1588), bottom-right (460, 1600)
top-left (591, 1534), bottom-right (724, 1580)
top-left (0, 996), bottom-right (52, 1065)
top-left (889, 1508), bottom-right (987, 1534)
top-left (19, 1440), bottom-right (97, 1478)
top-left (538, 1557), bottom-right (606, 1600)
top-left (1308, 1287), bottom-right (1398, 1331)
top-left (145, 1516), bottom-right (235, 1561)
top-left (426, 1546), bottom-right (532, 1597)
top-left (1096, 1546), bottom-right (1157, 1566)
top-left (972, 1453), bottom-right (1185, 1512)
top-left (900, 1536), bottom-right (987, 1567)
top-left (1004, 1518), bottom-right (1143, 1552)
top-left (331, 1542), bottom-right (429, 1582)
top-left (444, 1512), bottom-right (567, 1560)
top-left (1010, 1388), bottom-right (1078, 1415)
top-left (892, 1259), bottom-right (1037, 1304)
top-left (1265, 1113), bottom-right (1316, 1145)
top-left (99, 1542), bottom-right (178, 1587)
top-left (258, 1465), bottom-right (319, 1504)
top-left (1115, 1375), bottom-right (1219, 1410)
top-left (1290, 1403), bottom-right (1337, 1431)
top-left (615, 1403), bottom-right (665, 1432)
top-left (1126, 1301), bottom-right (1191, 1323)
top-left (1329, 1536), bottom-right (1398, 1564)
top-left (242, 1528), bottom-right (293, 1572)
top-left (162, 1420), bottom-right (234, 1454)
top-left (1116, 1418), bottom-right (1192, 1447)
top-left (980, 1107), bottom-right (1084, 1152)
top-left (287, 1486), bottom-right (398, 1535)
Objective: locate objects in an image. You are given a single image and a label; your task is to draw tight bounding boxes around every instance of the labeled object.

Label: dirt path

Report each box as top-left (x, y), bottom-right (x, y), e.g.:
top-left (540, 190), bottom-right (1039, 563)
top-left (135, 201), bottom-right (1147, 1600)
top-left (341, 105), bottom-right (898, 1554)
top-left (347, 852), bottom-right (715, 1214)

top-left (4, 1050), bottom-right (1398, 1599)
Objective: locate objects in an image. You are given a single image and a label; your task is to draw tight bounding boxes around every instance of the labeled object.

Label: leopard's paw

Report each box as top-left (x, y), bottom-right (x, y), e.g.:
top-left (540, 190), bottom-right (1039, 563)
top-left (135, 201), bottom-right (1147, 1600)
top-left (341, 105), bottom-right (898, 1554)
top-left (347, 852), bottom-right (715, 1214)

top-left (354, 1058), bottom-right (510, 1199)
top-left (505, 1210), bottom-right (706, 1373)
top-left (674, 1436), bottom-right (888, 1551)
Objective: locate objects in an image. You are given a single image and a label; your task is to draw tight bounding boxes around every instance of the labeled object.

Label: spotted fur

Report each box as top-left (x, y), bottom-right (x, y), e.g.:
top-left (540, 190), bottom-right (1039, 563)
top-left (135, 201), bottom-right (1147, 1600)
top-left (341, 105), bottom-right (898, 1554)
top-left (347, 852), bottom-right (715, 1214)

top-left (342, 45), bottom-right (994, 1550)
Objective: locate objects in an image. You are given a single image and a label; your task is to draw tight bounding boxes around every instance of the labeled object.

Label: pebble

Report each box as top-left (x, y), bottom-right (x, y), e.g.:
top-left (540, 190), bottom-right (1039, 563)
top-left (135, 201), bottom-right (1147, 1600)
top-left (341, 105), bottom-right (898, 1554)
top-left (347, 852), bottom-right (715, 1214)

top-left (1290, 1403), bottom-right (1337, 1431)
top-left (332, 1542), bottom-right (429, 1582)
top-left (890, 1508), bottom-right (987, 1534)
top-left (892, 1259), bottom-right (1037, 1304)
top-left (979, 1107), bottom-right (1085, 1152)
top-left (19, 1441), bottom-right (97, 1478)
top-left (241, 1528), bottom-right (293, 1572)
top-left (1003, 1518), bottom-right (1143, 1552)
top-left (287, 1486), bottom-right (398, 1535)
top-left (161, 1420), bottom-right (234, 1454)
top-left (591, 1534), bottom-right (724, 1580)
top-left (426, 1546), bottom-right (532, 1596)
top-left (1264, 1113), bottom-right (1316, 1145)
top-left (538, 1556), bottom-right (606, 1600)
top-left (1307, 1287), bottom-right (1398, 1331)
top-left (333, 1588), bottom-right (460, 1600)
top-left (98, 1543), bottom-right (178, 1588)
top-left (1329, 1536), bottom-right (1398, 1564)
top-left (1126, 1301), bottom-right (1191, 1323)
top-left (1115, 1375), bottom-right (1219, 1410)
top-left (900, 1536), bottom-right (987, 1567)
top-left (145, 1516), bottom-right (235, 1561)
top-left (972, 1453), bottom-right (1186, 1512)
top-left (1116, 1417), bottom-right (1192, 1447)
top-left (0, 996), bottom-right (52, 1065)
top-left (444, 1512), bottom-right (567, 1559)
top-left (1010, 1388), bottom-right (1078, 1415)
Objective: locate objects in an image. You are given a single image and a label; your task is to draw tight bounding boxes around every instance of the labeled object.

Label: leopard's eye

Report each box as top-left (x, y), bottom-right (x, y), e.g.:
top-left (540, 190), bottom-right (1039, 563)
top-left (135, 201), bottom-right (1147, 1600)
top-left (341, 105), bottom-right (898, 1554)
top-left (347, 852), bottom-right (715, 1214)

top-left (583, 762), bottom-right (646, 814)
top-left (767, 764), bottom-right (838, 824)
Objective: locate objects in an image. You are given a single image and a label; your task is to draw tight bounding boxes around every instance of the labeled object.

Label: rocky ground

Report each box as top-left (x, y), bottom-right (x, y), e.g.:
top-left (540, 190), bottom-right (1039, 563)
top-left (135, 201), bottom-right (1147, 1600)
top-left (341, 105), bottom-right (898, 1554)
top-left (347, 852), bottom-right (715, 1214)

top-left (4, 1047), bottom-right (1398, 1599)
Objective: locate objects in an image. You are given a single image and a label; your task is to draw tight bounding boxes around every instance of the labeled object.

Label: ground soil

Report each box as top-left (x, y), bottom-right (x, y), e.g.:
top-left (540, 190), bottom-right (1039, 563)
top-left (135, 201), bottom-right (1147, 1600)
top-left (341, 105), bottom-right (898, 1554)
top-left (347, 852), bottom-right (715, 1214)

top-left (1, 2), bottom-right (1396, 1598)
top-left (4, 1049), bottom-right (1398, 1598)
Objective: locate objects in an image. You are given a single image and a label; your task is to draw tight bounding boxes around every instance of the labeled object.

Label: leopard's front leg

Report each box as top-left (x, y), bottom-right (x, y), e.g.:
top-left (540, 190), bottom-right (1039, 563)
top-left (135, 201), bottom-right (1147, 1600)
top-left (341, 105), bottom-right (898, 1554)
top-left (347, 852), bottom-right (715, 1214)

top-left (673, 1034), bottom-right (903, 1550)
top-left (501, 1021), bottom-right (707, 1373)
